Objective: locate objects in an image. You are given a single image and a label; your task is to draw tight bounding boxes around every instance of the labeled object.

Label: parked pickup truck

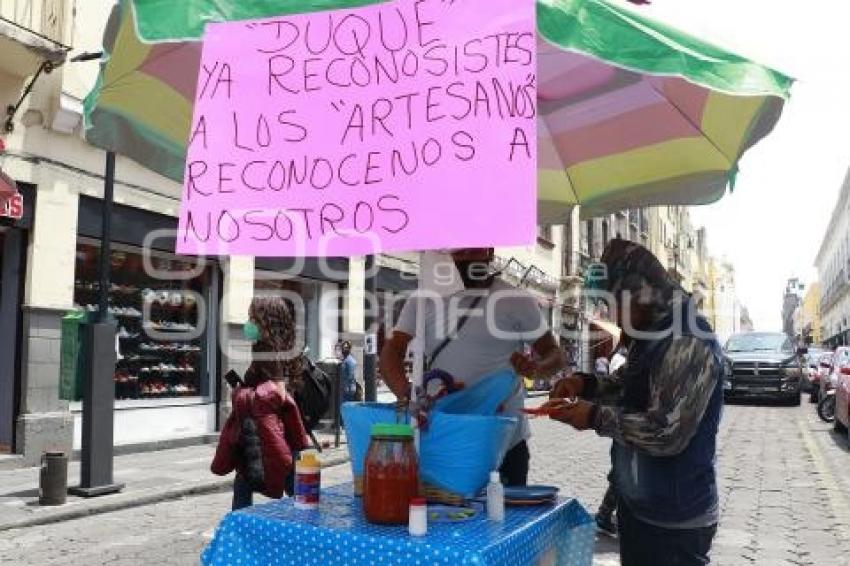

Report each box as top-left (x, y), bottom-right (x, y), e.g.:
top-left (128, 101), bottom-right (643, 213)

top-left (723, 332), bottom-right (805, 406)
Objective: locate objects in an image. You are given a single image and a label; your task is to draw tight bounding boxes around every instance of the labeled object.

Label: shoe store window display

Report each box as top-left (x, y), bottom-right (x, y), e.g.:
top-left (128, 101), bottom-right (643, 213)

top-left (73, 241), bottom-right (208, 401)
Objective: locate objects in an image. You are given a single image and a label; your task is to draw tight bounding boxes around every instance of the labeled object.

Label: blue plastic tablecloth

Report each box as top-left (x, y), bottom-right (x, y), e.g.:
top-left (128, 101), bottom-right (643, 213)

top-left (202, 484), bottom-right (595, 566)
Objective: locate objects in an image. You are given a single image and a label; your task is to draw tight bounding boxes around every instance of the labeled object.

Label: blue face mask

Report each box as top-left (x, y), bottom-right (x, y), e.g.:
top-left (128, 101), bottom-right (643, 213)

top-left (243, 322), bottom-right (260, 343)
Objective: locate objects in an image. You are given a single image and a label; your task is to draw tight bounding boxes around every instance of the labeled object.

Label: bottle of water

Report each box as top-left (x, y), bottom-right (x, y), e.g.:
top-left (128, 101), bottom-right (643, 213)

top-left (486, 471), bottom-right (505, 522)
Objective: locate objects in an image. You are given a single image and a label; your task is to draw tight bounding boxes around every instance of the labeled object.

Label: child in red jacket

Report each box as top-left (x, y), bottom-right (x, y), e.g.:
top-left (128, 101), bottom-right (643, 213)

top-left (211, 297), bottom-right (309, 510)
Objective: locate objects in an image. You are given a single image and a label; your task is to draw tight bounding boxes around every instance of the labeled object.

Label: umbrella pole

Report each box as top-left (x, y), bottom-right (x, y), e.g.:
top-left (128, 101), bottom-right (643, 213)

top-left (412, 251), bottom-right (425, 452)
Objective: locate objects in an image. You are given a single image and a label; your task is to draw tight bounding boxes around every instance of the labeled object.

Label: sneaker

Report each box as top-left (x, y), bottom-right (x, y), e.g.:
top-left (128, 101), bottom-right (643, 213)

top-left (595, 513), bottom-right (617, 537)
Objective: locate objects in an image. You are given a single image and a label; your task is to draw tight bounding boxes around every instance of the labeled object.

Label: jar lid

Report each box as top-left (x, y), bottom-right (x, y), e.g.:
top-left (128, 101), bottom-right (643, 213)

top-left (370, 423), bottom-right (414, 438)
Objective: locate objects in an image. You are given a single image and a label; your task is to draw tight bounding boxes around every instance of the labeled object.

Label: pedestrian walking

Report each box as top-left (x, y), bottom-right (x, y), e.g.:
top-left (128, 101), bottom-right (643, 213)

top-left (596, 469), bottom-right (619, 537)
top-left (544, 239), bottom-right (723, 566)
top-left (339, 340), bottom-right (362, 402)
top-left (211, 297), bottom-right (310, 510)
top-left (596, 339), bottom-right (630, 537)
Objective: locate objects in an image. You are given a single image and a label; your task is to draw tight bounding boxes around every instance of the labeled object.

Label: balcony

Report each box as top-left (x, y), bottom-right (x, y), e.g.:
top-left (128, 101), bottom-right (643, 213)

top-left (821, 273), bottom-right (848, 314)
top-left (0, 0), bottom-right (68, 78)
top-left (639, 211), bottom-right (650, 236)
top-left (578, 253), bottom-right (593, 275)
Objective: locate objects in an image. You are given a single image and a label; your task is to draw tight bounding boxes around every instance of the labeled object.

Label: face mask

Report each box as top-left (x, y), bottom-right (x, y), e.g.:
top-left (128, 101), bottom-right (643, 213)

top-left (243, 321), bottom-right (260, 343)
top-left (454, 260), bottom-right (491, 288)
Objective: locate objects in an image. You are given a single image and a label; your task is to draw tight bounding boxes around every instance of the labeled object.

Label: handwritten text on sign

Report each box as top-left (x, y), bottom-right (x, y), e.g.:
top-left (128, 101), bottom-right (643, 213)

top-left (177, 0), bottom-right (537, 257)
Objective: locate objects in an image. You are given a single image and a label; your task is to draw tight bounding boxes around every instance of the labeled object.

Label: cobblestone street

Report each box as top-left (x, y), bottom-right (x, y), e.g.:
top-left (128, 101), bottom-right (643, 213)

top-left (3, 400), bottom-right (850, 565)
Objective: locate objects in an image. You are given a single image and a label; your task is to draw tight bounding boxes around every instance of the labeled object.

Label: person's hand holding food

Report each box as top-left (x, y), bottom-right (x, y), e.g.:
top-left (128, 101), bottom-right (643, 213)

top-left (540, 397), bottom-right (597, 431)
top-left (511, 351), bottom-right (539, 377)
top-left (549, 374), bottom-right (585, 400)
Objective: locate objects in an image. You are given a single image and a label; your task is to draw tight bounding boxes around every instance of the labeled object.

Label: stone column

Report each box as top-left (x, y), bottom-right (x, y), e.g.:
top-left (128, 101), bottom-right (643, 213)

top-left (16, 170), bottom-right (79, 465)
top-left (344, 257), bottom-right (366, 385)
top-left (217, 256), bottom-right (254, 424)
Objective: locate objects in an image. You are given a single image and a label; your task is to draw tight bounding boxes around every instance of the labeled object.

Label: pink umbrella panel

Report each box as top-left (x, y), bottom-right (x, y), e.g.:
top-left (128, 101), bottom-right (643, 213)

top-left (536, 36), bottom-right (787, 222)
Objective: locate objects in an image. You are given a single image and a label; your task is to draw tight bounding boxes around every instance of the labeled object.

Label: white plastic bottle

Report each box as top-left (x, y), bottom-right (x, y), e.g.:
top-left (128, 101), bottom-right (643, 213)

top-left (408, 497), bottom-right (428, 537)
top-left (486, 471), bottom-right (505, 522)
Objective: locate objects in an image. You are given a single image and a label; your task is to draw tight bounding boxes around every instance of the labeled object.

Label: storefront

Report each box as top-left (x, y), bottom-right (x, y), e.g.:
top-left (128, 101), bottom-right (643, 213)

top-left (70, 196), bottom-right (221, 448)
top-left (0, 183), bottom-right (33, 453)
top-left (254, 257), bottom-right (350, 361)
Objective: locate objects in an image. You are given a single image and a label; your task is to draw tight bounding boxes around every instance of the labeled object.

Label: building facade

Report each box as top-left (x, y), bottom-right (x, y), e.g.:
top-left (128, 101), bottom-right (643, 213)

top-left (782, 278), bottom-right (805, 340)
top-left (691, 227), bottom-right (712, 313)
top-left (644, 206), bottom-right (701, 293)
top-left (815, 169), bottom-right (850, 349)
top-left (574, 208), bottom-right (650, 269)
top-left (710, 260), bottom-right (742, 345)
top-left (739, 306), bottom-right (755, 333)
top-left (0, 0), bottom-right (571, 463)
top-left (793, 282), bottom-right (822, 346)
top-left (0, 2), bottom-right (379, 461)
top-left (2, 1), bottom-right (744, 464)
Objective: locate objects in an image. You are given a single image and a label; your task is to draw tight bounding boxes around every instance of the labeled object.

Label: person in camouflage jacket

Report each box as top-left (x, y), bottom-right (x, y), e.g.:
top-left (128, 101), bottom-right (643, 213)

top-left (544, 239), bottom-right (723, 566)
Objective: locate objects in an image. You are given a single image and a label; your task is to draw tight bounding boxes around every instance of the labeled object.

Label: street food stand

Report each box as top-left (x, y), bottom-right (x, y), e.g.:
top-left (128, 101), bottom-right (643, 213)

top-left (81, 0), bottom-right (792, 564)
top-left (202, 484), bottom-right (594, 566)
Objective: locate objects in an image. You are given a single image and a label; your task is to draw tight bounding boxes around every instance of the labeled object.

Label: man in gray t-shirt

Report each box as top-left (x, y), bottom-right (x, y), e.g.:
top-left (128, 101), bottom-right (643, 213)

top-left (380, 248), bottom-right (565, 486)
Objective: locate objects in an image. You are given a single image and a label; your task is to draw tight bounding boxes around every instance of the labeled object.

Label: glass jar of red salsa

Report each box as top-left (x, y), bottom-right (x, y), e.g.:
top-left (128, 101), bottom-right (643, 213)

top-left (363, 423), bottom-right (419, 525)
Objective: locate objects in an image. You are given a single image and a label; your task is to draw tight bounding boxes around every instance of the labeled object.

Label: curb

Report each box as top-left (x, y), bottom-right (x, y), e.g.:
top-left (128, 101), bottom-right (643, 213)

top-left (0, 435), bottom-right (222, 471)
top-left (0, 455), bottom-right (25, 472)
top-left (0, 455), bottom-right (349, 533)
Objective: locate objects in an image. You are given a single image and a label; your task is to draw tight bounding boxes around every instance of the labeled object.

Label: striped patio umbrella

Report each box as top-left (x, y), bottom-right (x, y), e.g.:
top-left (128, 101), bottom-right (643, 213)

top-left (84, 0), bottom-right (381, 182)
top-left (536, 0), bottom-right (792, 222)
top-left (84, 0), bottom-right (792, 219)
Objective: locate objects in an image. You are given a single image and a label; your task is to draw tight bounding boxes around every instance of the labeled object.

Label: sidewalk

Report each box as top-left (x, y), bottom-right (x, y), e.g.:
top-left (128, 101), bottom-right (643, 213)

top-left (0, 430), bottom-right (350, 533)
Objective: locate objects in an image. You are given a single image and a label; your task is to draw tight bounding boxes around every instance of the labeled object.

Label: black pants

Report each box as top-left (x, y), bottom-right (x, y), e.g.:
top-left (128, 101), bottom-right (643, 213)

top-left (232, 474), bottom-right (253, 510)
top-left (618, 501), bottom-right (716, 566)
top-left (231, 466), bottom-right (296, 511)
top-left (499, 440), bottom-right (530, 487)
top-left (598, 469), bottom-right (618, 518)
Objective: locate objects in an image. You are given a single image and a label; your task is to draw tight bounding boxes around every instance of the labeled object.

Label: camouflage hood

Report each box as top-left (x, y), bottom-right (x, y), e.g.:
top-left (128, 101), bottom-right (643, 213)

top-left (600, 238), bottom-right (685, 330)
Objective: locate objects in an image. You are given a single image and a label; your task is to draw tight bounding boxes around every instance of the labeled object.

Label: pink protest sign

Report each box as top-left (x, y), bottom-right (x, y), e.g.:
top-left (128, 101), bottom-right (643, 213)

top-left (177, 0), bottom-right (537, 257)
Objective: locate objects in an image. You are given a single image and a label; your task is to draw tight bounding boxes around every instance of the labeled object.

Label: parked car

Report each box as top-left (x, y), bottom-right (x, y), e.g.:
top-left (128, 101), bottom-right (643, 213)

top-left (830, 348), bottom-right (850, 433)
top-left (802, 348), bottom-right (829, 394)
top-left (723, 332), bottom-right (805, 405)
top-left (809, 351), bottom-right (835, 403)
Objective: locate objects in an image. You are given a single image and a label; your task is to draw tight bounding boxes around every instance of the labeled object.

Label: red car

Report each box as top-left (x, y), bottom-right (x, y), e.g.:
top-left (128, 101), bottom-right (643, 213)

top-left (809, 352), bottom-right (835, 403)
top-left (831, 348), bottom-right (850, 434)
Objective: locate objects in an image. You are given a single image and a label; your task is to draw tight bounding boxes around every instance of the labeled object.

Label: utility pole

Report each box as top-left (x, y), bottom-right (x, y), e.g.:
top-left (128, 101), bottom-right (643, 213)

top-left (363, 255), bottom-right (377, 402)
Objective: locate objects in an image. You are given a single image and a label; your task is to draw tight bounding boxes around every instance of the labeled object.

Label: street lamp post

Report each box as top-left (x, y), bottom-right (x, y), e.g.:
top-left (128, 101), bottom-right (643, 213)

top-left (69, 151), bottom-right (123, 497)
top-left (65, 49), bottom-right (123, 497)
